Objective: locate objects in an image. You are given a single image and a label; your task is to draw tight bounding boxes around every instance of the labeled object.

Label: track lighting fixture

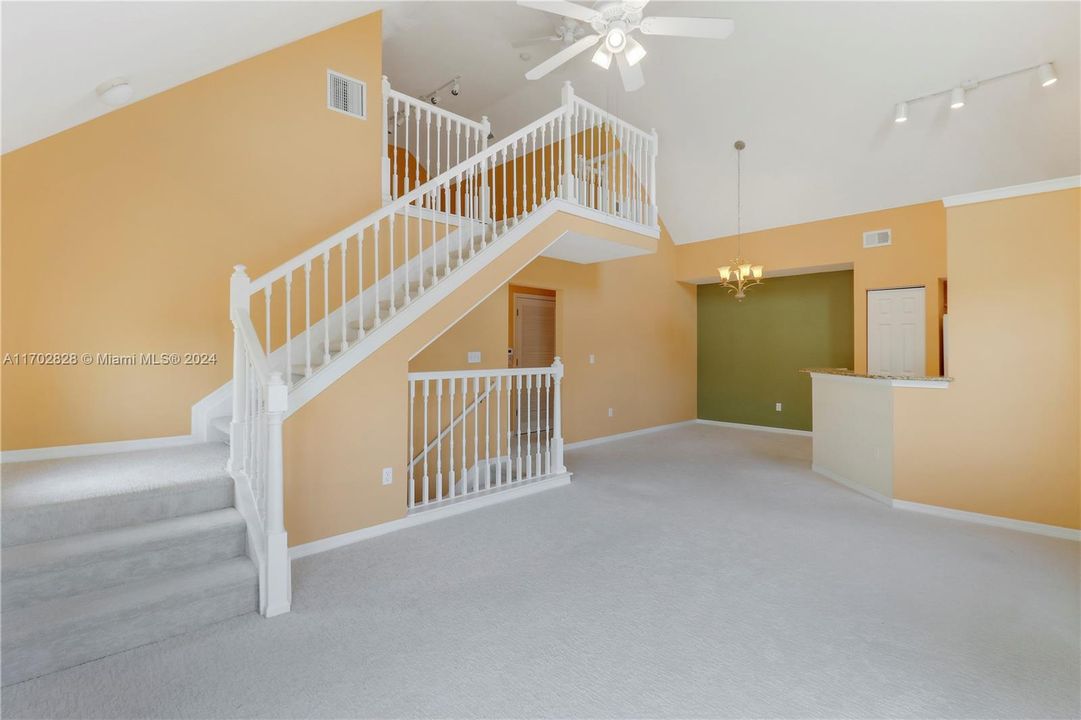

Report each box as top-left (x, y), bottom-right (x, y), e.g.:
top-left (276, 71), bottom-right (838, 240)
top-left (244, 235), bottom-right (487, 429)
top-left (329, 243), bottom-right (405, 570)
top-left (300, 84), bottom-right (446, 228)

top-left (893, 61), bottom-right (1058, 126)
top-left (1038, 62), bottom-right (1058, 87)
top-left (420, 75), bottom-right (463, 106)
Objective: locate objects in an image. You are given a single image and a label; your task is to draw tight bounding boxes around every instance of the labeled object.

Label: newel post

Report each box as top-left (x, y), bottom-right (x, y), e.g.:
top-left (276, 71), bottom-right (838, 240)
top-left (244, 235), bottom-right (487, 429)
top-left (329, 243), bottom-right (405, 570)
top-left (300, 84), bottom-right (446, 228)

top-left (551, 357), bottom-right (566, 474)
top-left (480, 115), bottom-right (492, 221)
top-left (381, 75), bottom-right (392, 205)
top-left (228, 265), bottom-right (250, 474)
top-left (561, 81), bottom-right (576, 202)
top-left (264, 371), bottom-right (292, 617)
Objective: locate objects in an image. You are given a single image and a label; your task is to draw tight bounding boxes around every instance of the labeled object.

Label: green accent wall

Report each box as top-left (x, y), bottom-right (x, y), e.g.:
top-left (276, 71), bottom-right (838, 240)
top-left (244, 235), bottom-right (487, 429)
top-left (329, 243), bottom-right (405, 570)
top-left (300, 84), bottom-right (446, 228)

top-left (697, 270), bottom-right (854, 431)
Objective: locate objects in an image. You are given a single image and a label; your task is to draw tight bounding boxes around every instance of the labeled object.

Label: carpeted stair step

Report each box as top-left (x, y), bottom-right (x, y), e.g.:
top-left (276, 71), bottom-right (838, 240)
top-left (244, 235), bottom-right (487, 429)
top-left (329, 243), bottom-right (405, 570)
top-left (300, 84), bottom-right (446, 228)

top-left (1, 557), bottom-right (257, 686)
top-left (1, 475), bottom-right (234, 547)
top-left (2, 508), bottom-right (247, 612)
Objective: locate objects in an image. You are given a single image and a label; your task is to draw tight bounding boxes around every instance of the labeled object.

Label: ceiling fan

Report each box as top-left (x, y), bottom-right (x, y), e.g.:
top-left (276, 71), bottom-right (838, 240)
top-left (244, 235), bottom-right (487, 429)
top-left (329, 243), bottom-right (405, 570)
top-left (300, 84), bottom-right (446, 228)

top-left (517, 0), bottom-right (734, 92)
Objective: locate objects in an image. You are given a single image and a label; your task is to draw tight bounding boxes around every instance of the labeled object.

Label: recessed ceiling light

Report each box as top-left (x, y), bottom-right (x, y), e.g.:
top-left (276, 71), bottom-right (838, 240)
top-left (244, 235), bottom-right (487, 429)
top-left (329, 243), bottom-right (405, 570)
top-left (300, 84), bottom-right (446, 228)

top-left (1037, 62), bottom-right (1058, 87)
top-left (949, 87), bottom-right (965, 110)
top-left (96, 78), bottom-right (133, 107)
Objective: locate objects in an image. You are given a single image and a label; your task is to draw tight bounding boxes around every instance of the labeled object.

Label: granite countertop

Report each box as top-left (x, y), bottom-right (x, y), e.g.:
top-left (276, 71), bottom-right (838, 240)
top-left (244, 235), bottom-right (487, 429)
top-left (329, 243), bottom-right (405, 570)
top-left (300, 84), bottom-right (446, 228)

top-left (801, 367), bottom-right (954, 383)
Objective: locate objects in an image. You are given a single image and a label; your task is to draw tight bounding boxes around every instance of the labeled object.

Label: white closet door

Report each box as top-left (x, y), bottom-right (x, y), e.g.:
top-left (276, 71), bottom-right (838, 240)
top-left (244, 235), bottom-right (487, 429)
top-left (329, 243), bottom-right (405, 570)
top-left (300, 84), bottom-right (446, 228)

top-left (867, 287), bottom-right (925, 376)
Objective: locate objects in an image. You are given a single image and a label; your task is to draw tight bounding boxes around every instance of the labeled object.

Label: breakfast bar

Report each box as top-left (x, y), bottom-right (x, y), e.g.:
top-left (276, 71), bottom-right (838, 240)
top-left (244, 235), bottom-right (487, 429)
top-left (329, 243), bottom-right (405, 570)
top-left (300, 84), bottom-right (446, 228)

top-left (802, 368), bottom-right (952, 503)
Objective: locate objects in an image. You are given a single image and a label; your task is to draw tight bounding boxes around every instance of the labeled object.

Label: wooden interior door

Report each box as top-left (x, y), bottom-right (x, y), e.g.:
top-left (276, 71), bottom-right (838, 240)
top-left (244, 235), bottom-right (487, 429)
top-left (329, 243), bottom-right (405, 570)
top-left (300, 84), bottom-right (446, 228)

top-left (512, 294), bottom-right (556, 433)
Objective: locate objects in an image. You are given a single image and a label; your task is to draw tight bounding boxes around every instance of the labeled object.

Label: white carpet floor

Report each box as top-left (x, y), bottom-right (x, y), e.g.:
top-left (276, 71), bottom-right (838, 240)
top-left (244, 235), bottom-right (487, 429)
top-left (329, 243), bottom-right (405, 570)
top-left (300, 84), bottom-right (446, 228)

top-left (2, 424), bottom-right (1078, 719)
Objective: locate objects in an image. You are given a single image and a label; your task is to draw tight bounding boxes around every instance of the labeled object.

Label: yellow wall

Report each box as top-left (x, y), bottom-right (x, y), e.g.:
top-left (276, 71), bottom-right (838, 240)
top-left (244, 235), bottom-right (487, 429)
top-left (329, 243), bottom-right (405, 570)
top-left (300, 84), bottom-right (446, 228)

top-left (1, 13), bottom-right (384, 451)
top-left (284, 211), bottom-right (668, 546)
top-left (675, 202), bottom-right (947, 376)
top-left (893, 188), bottom-right (1080, 530)
top-left (409, 224), bottom-right (697, 445)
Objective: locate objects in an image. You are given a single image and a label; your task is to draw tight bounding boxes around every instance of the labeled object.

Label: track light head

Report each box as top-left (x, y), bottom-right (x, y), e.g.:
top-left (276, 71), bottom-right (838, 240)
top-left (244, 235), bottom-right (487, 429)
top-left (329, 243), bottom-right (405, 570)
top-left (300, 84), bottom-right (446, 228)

top-left (894, 102), bottom-right (908, 123)
top-left (949, 87), bottom-right (965, 110)
top-left (1038, 62), bottom-right (1058, 87)
top-left (451, 79), bottom-right (461, 96)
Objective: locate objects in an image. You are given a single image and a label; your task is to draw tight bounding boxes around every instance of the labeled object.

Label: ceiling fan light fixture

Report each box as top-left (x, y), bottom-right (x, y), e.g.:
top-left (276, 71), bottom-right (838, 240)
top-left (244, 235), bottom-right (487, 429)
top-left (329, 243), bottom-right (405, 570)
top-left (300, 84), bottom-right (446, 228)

top-left (591, 46), bottom-right (613, 69)
top-left (604, 25), bottom-right (627, 53)
top-left (624, 36), bottom-right (647, 66)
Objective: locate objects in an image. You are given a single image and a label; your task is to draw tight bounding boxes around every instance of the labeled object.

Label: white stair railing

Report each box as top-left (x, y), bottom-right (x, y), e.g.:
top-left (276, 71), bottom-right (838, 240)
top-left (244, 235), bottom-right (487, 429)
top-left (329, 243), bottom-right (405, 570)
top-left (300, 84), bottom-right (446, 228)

top-left (227, 275), bottom-right (290, 617)
top-left (407, 360), bottom-right (565, 510)
top-left (228, 83), bottom-right (656, 612)
top-left (382, 76), bottom-right (489, 204)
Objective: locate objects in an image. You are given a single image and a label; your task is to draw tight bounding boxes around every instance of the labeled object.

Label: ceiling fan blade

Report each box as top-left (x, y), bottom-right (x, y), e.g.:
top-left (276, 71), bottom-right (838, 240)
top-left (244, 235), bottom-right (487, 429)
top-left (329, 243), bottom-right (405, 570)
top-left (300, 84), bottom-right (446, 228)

top-left (516, 0), bottom-right (601, 23)
top-left (639, 16), bottom-right (735, 39)
top-left (616, 52), bottom-right (645, 92)
top-left (512, 35), bottom-right (559, 49)
top-left (525, 33), bottom-right (601, 80)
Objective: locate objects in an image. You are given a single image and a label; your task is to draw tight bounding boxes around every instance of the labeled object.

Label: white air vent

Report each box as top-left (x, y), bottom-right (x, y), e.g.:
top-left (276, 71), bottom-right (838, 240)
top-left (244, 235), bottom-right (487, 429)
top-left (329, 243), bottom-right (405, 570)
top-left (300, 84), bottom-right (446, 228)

top-left (327, 70), bottom-right (365, 119)
top-left (863, 229), bottom-right (892, 248)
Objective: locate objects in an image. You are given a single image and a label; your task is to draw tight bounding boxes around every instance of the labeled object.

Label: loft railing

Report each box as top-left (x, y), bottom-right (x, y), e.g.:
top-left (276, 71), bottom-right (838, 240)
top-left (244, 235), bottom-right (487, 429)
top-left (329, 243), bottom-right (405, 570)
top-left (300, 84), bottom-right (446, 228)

top-left (407, 360), bottom-right (565, 510)
top-left (381, 76), bottom-right (489, 204)
top-left (228, 82), bottom-right (657, 614)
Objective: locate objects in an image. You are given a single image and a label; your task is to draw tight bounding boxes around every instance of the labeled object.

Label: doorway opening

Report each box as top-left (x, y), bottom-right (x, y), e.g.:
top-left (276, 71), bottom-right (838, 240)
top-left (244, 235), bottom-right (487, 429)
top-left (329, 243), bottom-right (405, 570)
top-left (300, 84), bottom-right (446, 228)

top-left (508, 285), bottom-right (556, 436)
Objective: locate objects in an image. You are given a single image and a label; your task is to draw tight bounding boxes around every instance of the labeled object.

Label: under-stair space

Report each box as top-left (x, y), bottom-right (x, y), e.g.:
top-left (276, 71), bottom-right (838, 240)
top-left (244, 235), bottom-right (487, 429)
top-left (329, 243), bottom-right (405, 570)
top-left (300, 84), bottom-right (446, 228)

top-left (1, 444), bottom-right (257, 686)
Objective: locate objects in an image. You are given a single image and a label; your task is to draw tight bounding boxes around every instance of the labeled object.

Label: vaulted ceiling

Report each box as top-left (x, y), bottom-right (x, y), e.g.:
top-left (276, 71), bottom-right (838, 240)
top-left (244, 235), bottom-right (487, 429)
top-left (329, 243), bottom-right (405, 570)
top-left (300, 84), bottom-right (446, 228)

top-left (5, 2), bottom-right (1079, 244)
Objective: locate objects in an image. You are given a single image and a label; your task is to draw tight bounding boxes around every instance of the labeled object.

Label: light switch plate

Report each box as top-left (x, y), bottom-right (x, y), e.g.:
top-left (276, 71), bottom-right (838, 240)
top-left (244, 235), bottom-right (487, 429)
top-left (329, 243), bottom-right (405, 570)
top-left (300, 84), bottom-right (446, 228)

top-left (381, 467), bottom-right (393, 485)
top-left (589, 354), bottom-right (596, 364)
top-left (608, 407), bottom-right (614, 417)
top-left (775, 402), bottom-right (783, 412)
top-left (467, 351), bottom-right (481, 364)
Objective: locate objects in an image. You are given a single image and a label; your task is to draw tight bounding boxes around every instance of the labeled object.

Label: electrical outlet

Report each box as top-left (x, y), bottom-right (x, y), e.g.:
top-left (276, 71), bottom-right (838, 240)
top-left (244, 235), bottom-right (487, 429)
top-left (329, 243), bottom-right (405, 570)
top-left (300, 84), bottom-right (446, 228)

top-left (589, 354), bottom-right (596, 364)
top-left (608, 407), bottom-right (614, 417)
top-left (381, 467), bottom-right (393, 486)
top-left (775, 402), bottom-right (783, 412)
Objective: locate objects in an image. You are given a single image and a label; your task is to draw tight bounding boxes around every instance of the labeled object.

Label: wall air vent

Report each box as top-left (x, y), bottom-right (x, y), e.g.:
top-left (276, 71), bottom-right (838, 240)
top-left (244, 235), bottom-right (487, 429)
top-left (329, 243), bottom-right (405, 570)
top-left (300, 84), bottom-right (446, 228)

top-left (327, 70), bottom-right (366, 119)
top-left (863, 229), bottom-right (892, 248)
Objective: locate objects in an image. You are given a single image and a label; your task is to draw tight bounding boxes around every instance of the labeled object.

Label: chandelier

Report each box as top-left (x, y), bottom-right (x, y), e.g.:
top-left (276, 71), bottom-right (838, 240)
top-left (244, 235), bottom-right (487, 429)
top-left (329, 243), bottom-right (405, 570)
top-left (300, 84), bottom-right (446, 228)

top-left (717, 140), bottom-right (764, 301)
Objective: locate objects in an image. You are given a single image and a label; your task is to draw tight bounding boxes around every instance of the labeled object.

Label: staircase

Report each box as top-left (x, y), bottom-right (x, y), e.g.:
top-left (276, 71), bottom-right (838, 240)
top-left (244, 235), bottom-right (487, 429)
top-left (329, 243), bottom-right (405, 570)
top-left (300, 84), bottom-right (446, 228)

top-left (1, 444), bottom-right (257, 686)
top-left (225, 79), bottom-right (658, 618)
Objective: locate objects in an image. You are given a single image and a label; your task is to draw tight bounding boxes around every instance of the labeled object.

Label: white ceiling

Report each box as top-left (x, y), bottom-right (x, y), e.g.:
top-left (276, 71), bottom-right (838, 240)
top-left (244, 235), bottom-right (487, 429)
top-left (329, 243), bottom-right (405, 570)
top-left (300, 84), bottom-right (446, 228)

top-left (4, 2), bottom-right (1079, 245)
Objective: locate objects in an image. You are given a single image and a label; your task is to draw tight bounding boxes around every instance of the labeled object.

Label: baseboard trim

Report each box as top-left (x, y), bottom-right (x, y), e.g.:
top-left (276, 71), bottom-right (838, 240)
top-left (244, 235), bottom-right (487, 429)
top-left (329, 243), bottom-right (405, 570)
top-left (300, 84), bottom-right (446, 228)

top-left (0, 434), bottom-right (202, 464)
top-left (892, 499), bottom-right (1081, 541)
top-left (696, 419), bottom-right (813, 437)
top-left (289, 473), bottom-right (572, 560)
top-left (811, 463), bottom-right (892, 505)
top-left (564, 420), bottom-right (697, 450)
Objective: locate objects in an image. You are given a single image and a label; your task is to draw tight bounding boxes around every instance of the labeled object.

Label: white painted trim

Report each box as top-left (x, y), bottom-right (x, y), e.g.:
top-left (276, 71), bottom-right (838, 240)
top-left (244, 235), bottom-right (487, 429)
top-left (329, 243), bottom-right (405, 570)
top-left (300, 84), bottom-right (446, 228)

top-left (0, 434), bottom-right (201, 464)
top-left (891, 379), bottom-right (949, 389)
top-left (942, 175), bottom-right (1080, 207)
top-left (892, 499), bottom-right (1081, 541)
top-left (289, 473), bottom-right (572, 559)
top-left (694, 418), bottom-right (813, 437)
top-left (811, 463), bottom-right (892, 506)
top-left (564, 420), bottom-right (697, 450)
